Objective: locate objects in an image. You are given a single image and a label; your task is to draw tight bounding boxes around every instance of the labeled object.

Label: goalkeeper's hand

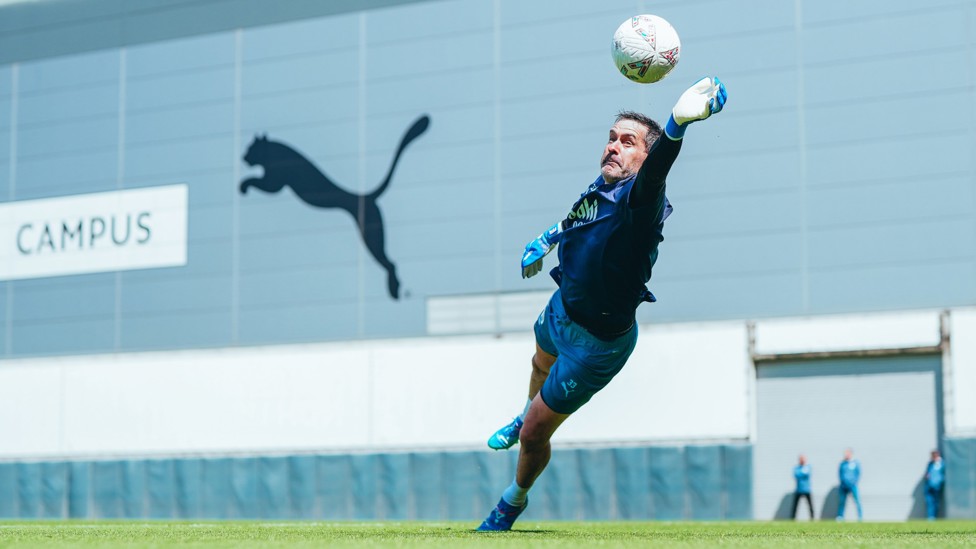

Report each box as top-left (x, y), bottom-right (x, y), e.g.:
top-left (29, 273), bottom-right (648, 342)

top-left (665, 76), bottom-right (727, 140)
top-left (521, 222), bottom-right (562, 279)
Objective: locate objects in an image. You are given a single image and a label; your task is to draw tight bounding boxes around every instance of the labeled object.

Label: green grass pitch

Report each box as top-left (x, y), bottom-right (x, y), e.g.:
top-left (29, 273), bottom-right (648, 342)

top-left (1, 521), bottom-right (974, 548)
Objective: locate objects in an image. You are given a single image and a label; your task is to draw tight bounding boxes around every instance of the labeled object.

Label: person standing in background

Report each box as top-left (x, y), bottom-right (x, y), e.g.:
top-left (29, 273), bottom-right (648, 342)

top-left (837, 448), bottom-right (863, 521)
top-left (791, 454), bottom-right (814, 520)
top-left (924, 449), bottom-right (945, 520)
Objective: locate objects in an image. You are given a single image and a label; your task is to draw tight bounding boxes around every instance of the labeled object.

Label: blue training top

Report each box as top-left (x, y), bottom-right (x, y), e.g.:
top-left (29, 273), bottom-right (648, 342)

top-left (926, 459), bottom-right (945, 489)
top-left (551, 134), bottom-right (680, 337)
top-left (794, 464), bottom-right (811, 494)
top-left (839, 459), bottom-right (861, 488)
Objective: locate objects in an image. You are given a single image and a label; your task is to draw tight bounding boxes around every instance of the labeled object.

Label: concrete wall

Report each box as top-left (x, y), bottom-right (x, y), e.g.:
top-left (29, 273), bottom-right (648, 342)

top-left (0, 319), bottom-right (751, 459)
top-left (949, 309), bottom-right (976, 436)
top-left (1, 303), bottom-right (972, 459)
top-left (754, 307), bottom-right (976, 436)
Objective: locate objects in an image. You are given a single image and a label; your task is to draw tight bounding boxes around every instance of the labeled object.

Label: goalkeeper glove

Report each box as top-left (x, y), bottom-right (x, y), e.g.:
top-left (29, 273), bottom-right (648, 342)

top-left (665, 76), bottom-right (727, 141)
top-left (521, 222), bottom-right (563, 279)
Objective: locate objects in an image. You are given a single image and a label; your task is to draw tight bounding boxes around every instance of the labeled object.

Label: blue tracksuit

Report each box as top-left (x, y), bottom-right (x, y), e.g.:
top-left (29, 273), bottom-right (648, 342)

top-left (791, 464), bottom-right (814, 519)
top-left (837, 459), bottom-right (862, 520)
top-left (794, 465), bottom-right (811, 494)
top-left (925, 458), bottom-right (945, 520)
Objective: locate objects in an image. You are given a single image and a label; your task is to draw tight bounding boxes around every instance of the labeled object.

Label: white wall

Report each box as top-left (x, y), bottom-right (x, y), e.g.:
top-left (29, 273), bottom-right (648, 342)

top-left (0, 320), bottom-right (750, 460)
top-left (4, 306), bottom-right (973, 460)
top-left (949, 307), bottom-right (976, 434)
top-left (754, 307), bottom-right (976, 437)
top-left (753, 309), bottom-right (942, 355)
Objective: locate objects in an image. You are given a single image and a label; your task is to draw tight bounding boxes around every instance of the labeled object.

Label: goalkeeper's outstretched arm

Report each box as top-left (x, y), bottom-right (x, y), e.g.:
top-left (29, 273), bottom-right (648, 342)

top-left (630, 76), bottom-right (727, 210)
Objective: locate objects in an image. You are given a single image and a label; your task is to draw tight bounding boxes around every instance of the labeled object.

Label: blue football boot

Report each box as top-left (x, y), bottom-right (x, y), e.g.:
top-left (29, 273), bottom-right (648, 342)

top-left (477, 497), bottom-right (527, 531)
top-left (487, 416), bottom-right (523, 450)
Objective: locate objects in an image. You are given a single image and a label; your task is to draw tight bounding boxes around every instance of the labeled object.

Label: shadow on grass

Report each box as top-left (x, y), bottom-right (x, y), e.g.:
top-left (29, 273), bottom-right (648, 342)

top-left (470, 529), bottom-right (559, 535)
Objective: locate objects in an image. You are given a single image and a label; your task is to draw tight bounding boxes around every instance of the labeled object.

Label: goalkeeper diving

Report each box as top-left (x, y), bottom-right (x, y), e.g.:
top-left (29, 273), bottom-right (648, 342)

top-left (478, 76), bottom-right (728, 531)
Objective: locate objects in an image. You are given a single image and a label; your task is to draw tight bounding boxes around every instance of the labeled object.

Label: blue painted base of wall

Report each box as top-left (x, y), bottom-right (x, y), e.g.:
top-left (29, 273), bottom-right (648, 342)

top-left (0, 443), bottom-right (752, 520)
top-left (945, 437), bottom-right (976, 519)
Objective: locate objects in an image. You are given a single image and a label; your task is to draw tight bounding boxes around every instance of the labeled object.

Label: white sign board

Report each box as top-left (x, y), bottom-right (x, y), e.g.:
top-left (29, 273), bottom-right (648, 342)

top-left (0, 184), bottom-right (188, 281)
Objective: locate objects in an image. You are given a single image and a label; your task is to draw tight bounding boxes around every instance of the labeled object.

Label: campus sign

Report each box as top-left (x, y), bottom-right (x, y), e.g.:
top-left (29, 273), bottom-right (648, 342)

top-left (0, 184), bottom-right (187, 281)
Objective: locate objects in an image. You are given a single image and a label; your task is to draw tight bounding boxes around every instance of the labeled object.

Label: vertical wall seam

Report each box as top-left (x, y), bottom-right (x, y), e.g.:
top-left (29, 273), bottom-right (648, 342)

top-left (968, 2), bottom-right (976, 314)
top-left (5, 63), bottom-right (17, 358)
top-left (60, 461), bottom-right (68, 518)
top-left (85, 460), bottom-right (93, 519)
top-left (492, 0), bottom-right (502, 334)
top-left (358, 13), bottom-right (373, 448)
top-left (232, 29), bottom-right (243, 345)
top-left (115, 48), bottom-right (127, 351)
top-left (357, 12), bottom-right (367, 339)
top-left (683, 446), bottom-right (691, 519)
top-left (58, 364), bottom-right (66, 456)
top-left (941, 311), bottom-right (955, 436)
top-left (794, 0), bottom-right (810, 312)
top-left (963, 3), bottom-right (976, 501)
top-left (720, 445), bottom-right (728, 520)
top-left (646, 447), bottom-right (655, 519)
top-left (366, 350), bottom-right (374, 448)
top-left (964, 1), bottom-right (976, 444)
top-left (746, 322), bottom-right (758, 444)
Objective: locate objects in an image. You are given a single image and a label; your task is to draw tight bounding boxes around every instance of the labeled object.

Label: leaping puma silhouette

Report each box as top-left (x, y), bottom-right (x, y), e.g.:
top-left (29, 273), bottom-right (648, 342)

top-left (240, 115), bottom-right (430, 300)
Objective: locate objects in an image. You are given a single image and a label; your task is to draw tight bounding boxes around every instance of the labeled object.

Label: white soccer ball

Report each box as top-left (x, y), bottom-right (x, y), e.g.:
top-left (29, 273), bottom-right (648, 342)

top-left (611, 15), bottom-right (681, 84)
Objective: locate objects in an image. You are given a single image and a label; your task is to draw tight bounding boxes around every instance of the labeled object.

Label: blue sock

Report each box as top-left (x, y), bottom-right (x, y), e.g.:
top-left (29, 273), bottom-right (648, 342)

top-left (502, 480), bottom-right (529, 507)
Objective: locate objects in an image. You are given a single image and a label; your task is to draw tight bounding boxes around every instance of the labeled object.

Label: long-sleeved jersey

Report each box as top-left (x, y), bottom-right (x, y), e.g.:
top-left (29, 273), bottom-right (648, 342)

top-left (926, 458), bottom-right (945, 490)
top-left (551, 135), bottom-right (681, 337)
top-left (839, 459), bottom-right (861, 488)
top-left (794, 464), bottom-right (812, 494)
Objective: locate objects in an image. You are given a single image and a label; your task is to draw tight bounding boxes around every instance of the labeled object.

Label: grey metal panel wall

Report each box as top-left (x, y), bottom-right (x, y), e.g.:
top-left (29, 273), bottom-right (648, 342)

top-left (0, 0), bottom-right (432, 65)
top-left (0, 0), bottom-right (974, 357)
top-left (0, 443), bottom-right (751, 520)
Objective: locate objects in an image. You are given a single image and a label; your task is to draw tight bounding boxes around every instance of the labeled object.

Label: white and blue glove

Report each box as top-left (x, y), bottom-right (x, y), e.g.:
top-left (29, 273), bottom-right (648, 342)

top-left (665, 76), bottom-right (727, 141)
top-left (521, 221), bottom-right (563, 278)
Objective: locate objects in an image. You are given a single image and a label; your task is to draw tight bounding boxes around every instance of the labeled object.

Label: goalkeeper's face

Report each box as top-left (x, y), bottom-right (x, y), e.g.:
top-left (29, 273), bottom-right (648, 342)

top-left (600, 119), bottom-right (649, 184)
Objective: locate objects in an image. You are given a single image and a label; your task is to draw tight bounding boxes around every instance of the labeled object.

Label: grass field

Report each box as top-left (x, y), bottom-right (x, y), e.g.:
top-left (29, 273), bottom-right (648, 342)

top-left (1, 521), bottom-right (975, 548)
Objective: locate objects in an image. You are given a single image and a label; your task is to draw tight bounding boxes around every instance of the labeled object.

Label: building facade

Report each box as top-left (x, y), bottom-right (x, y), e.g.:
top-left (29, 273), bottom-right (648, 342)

top-left (0, 0), bottom-right (975, 520)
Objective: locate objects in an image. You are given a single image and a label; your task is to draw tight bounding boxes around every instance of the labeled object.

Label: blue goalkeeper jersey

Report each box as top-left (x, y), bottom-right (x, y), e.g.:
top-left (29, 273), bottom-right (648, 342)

top-left (551, 136), bottom-right (679, 337)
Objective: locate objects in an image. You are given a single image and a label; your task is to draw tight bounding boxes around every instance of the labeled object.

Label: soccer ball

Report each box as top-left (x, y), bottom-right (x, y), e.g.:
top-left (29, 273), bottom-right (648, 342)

top-left (611, 15), bottom-right (681, 84)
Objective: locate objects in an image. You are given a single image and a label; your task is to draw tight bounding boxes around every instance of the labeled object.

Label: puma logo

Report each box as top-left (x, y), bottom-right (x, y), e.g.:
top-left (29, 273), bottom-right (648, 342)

top-left (561, 379), bottom-right (577, 398)
top-left (240, 115), bottom-right (430, 299)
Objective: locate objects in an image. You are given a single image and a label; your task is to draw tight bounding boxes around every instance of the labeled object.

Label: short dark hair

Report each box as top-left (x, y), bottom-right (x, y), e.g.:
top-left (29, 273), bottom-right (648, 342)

top-left (615, 110), bottom-right (662, 152)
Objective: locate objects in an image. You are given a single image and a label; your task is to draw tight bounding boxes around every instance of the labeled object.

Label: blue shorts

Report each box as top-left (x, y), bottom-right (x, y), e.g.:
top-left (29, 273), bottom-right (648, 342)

top-left (533, 289), bottom-right (638, 414)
